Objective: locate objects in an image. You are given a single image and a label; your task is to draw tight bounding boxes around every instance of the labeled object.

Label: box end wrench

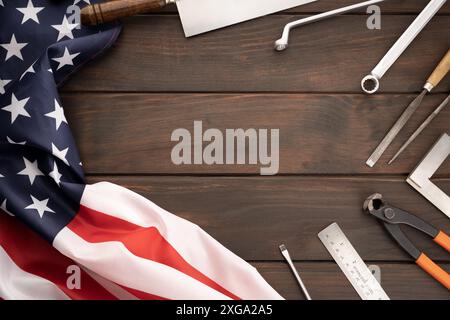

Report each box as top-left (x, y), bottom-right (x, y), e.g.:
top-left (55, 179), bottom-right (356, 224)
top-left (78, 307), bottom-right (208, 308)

top-left (361, 0), bottom-right (447, 94)
top-left (274, 0), bottom-right (386, 52)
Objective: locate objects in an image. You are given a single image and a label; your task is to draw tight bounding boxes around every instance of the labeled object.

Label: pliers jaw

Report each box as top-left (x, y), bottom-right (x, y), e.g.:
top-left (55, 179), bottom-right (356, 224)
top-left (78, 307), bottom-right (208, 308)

top-left (364, 193), bottom-right (425, 260)
top-left (363, 193), bottom-right (392, 223)
top-left (363, 193), bottom-right (450, 290)
top-left (363, 193), bottom-right (439, 238)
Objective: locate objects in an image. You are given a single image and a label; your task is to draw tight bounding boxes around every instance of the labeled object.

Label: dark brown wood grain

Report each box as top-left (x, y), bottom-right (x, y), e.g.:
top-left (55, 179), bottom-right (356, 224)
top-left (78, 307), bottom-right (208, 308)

top-left (63, 15), bottom-right (450, 93)
top-left (64, 3), bottom-right (450, 299)
top-left (253, 262), bottom-right (450, 299)
top-left (81, 0), bottom-right (168, 26)
top-left (158, 0), bottom-right (450, 15)
top-left (63, 93), bottom-right (450, 175)
top-left (278, 0), bottom-right (450, 14)
top-left (84, 176), bottom-right (450, 262)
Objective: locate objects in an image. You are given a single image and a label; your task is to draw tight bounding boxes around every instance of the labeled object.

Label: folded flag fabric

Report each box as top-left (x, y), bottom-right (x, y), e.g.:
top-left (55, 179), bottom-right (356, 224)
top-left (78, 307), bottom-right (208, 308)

top-left (0, 0), bottom-right (282, 300)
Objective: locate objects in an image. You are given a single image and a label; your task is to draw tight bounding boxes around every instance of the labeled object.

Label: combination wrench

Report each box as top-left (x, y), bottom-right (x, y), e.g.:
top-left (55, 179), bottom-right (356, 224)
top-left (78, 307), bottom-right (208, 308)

top-left (361, 0), bottom-right (447, 94)
top-left (274, 0), bottom-right (447, 94)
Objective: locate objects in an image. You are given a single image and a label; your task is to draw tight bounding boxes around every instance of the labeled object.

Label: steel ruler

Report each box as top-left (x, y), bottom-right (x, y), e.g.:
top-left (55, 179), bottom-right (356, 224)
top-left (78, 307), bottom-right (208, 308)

top-left (318, 223), bottom-right (390, 300)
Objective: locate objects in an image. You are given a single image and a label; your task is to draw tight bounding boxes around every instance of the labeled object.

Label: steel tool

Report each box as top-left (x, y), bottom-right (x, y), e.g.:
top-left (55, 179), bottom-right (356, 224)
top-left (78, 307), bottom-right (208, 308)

top-left (318, 223), bottom-right (390, 300)
top-left (361, 0), bottom-right (447, 94)
top-left (279, 244), bottom-right (312, 300)
top-left (364, 193), bottom-right (450, 289)
top-left (368, 265), bottom-right (382, 284)
top-left (366, 49), bottom-right (450, 167)
top-left (274, 0), bottom-right (386, 52)
top-left (407, 133), bottom-right (450, 218)
top-left (81, 0), bottom-right (316, 37)
top-left (389, 94), bottom-right (450, 164)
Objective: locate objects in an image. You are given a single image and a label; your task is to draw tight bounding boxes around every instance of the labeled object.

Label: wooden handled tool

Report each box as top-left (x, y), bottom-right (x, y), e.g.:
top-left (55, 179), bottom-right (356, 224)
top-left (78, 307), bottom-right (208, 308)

top-left (81, 0), bottom-right (175, 26)
top-left (425, 49), bottom-right (450, 91)
top-left (366, 48), bottom-right (450, 167)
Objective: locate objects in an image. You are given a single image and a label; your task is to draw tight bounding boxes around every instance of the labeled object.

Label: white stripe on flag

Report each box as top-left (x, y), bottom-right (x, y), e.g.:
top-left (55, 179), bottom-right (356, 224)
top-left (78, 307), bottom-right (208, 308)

top-left (81, 267), bottom-right (139, 300)
top-left (0, 247), bottom-right (70, 300)
top-left (80, 182), bottom-right (283, 300)
top-left (53, 228), bottom-right (232, 300)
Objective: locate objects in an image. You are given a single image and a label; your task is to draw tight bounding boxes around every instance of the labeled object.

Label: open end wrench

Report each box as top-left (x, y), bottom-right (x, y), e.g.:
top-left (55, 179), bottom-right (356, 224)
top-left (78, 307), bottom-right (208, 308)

top-left (361, 0), bottom-right (447, 94)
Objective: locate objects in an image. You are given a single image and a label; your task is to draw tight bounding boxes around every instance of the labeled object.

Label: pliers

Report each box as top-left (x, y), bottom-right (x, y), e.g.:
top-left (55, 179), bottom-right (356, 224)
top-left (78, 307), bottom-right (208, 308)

top-left (363, 193), bottom-right (450, 290)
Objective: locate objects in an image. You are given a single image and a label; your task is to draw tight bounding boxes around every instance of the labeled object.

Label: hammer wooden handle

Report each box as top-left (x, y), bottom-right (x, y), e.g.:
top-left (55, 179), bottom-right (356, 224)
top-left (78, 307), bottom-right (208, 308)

top-left (81, 0), bottom-right (171, 25)
top-left (426, 49), bottom-right (450, 90)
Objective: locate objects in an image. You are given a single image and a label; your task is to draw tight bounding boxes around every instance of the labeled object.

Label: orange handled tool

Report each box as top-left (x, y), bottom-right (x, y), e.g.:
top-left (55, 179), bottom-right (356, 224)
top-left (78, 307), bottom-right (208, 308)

top-left (364, 193), bottom-right (450, 290)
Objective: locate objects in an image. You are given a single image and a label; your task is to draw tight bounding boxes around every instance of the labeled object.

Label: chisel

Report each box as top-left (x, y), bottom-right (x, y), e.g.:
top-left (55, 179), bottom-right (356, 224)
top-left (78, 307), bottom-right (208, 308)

top-left (366, 49), bottom-right (450, 167)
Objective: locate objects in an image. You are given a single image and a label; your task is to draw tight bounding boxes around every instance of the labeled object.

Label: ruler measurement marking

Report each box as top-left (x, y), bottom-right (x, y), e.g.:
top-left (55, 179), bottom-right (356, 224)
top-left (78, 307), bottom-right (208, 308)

top-left (318, 223), bottom-right (390, 300)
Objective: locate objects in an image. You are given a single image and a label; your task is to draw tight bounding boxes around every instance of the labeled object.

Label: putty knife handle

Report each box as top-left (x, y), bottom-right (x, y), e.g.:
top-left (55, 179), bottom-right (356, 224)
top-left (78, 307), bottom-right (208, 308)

top-left (425, 49), bottom-right (450, 91)
top-left (81, 0), bottom-right (175, 26)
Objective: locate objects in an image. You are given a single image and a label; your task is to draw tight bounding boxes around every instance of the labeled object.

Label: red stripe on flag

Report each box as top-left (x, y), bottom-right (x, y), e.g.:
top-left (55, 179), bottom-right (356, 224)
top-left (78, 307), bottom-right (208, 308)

top-left (0, 213), bottom-right (118, 300)
top-left (118, 284), bottom-right (167, 300)
top-left (69, 205), bottom-right (241, 300)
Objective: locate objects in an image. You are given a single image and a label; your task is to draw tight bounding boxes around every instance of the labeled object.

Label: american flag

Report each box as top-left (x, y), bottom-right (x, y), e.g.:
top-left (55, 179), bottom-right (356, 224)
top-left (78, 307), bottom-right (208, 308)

top-left (0, 0), bottom-right (282, 300)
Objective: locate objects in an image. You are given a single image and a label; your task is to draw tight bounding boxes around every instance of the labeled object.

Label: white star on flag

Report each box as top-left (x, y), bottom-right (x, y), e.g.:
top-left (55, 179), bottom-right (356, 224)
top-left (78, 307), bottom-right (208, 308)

top-left (20, 60), bottom-right (37, 80)
top-left (51, 16), bottom-right (79, 41)
top-left (52, 143), bottom-right (69, 165)
top-left (1, 199), bottom-right (14, 216)
top-left (2, 93), bottom-right (31, 124)
top-left (52, 47), bottom-right (80, 70)
top-left (45, 99), bottom-right (68, 130)
top-left (17, 157), bottom-right (44, 185)
top-left (0, 78), bottom-right (11, 94)
top-left (7, 136), bottom-right (26, 145)
top-left (0, 1), bottom-right (4, 7)
top-left (25, 195), bottom-right (55, 218)
top-left (49, 162), bottom-right (62, 186)
top-left (0, 34), bottom-right (28, 61)
top-left (17, 0), bottom-right (44, 24)
top-left (74, 0), bottom-right (91, 4)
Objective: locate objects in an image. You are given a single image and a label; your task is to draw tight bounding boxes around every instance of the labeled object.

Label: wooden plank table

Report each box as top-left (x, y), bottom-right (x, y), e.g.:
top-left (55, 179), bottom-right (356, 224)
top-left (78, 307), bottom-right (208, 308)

top-left (63, 0), bottom-right (450, 299)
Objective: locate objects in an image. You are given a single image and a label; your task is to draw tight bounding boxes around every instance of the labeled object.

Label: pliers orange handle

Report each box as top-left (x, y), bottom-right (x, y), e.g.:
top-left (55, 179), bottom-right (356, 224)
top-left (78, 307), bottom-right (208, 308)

top-left (364, 193), bottom-right (450, 290)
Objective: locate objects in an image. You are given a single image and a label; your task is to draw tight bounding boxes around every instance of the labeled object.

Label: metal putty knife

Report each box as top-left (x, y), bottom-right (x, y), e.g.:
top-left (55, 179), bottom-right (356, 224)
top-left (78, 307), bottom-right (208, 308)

top-left (81, 0), bottom-right (317, 37)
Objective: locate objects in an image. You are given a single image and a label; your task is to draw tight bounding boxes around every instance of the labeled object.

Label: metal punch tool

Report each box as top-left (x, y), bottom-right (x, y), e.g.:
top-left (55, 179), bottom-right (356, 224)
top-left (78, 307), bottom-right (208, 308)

top-left (274, 0), bottom-right (386, 52)
top-left (361, 0), bottom-right (447, 94)
top-left (279, 244), bottom-right (312, 300)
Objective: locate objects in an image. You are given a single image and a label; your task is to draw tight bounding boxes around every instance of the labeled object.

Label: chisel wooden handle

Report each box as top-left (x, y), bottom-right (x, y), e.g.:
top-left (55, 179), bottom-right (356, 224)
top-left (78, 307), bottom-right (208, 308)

top-left (425, 49), bottom-right (450, 91)
top-left (81, 0), bottom-right (173, 26)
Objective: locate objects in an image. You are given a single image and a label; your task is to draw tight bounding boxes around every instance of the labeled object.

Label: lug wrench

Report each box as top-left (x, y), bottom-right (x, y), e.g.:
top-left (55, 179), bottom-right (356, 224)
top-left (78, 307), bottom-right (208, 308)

top-left (361, 0), bottom-right (447, 94)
